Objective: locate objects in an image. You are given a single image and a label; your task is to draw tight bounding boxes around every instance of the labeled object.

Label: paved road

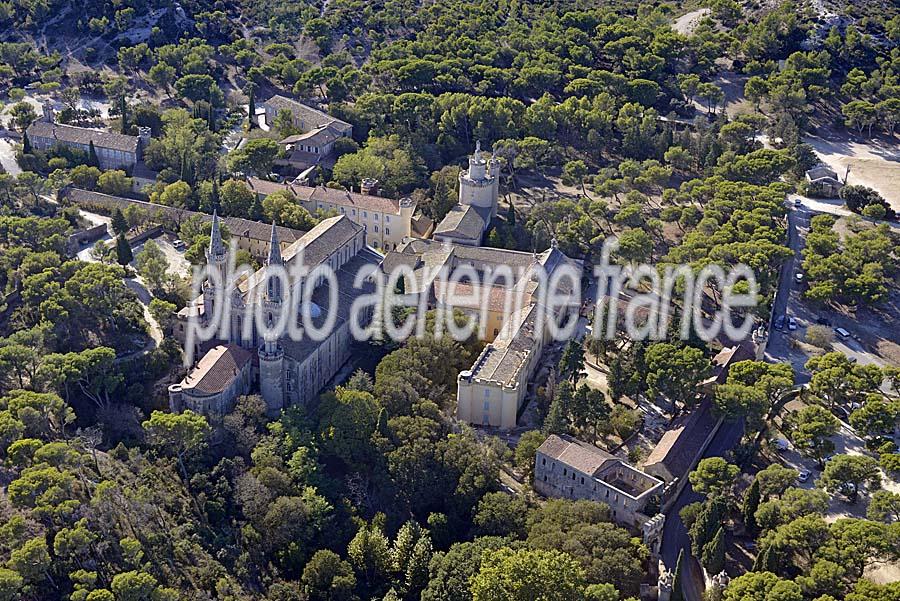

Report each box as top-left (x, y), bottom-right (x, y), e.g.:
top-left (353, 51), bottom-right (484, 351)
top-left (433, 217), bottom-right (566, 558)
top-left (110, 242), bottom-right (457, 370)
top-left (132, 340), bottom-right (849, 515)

top-left (661, 417), bottom-right (746, 601)
top-left (764, 202), bottom-right (811, 384)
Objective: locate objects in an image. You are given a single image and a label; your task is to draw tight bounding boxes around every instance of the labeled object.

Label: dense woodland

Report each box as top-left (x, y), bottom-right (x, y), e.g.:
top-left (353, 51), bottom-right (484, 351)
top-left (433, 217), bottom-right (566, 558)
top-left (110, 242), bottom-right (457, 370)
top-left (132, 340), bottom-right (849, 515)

top-left (0, 0), bottom-right (898, 599)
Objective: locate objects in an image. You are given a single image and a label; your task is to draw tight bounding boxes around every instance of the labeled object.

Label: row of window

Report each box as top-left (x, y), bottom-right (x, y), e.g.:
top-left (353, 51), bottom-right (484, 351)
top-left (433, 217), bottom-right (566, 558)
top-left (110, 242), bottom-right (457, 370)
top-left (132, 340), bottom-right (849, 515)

top-left (321, 203), bottom-right (392, 223)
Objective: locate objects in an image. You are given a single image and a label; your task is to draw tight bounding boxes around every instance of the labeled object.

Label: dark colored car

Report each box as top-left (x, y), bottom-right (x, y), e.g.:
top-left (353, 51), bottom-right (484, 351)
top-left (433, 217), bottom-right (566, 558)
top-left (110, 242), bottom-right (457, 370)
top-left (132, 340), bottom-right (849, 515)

top-left (774, 315), bottom-right (785, 330)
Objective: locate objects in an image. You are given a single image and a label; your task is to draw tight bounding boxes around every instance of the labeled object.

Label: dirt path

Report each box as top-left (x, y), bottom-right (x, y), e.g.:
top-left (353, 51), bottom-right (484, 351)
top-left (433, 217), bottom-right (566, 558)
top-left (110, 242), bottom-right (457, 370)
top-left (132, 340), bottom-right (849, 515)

top-left (672, 8), bottom-right (711, 35)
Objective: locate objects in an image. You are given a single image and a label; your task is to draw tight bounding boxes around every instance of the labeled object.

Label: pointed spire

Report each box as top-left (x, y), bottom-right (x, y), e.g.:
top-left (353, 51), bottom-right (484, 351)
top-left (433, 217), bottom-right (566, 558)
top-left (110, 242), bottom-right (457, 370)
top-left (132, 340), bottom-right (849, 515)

top-left (267, 220), bottom-right (282, 265)
top-left (475, 139), bottom-right (481, 155)
top-left (208, 209), bottom-right (225, 258)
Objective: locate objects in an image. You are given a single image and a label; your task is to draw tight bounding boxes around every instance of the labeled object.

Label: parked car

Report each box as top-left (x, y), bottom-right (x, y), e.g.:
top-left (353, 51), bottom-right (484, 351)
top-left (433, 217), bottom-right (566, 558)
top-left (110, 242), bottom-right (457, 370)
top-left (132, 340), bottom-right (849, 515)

top-left (774, 315), bottom-right (785, 330)
top-left (794, 273), bottom-right (803, 283)
top-left (835, 327), bottom-right (851, 338)
top-left (788, 316), bottom-right (798, 331)
top-left (816, 317), bottom-right (832, 326)
top-left (798, 469), bottom-right (810, 483)
top-left (172, 239), bottom-right (186, 250)
top-left (794, 198), bottom-right (803, 207)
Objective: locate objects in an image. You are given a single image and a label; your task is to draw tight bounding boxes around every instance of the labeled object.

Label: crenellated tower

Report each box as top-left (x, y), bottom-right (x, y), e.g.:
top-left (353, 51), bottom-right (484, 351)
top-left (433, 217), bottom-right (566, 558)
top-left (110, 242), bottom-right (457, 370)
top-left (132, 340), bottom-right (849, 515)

top-left (458, 140), bottom-right (500, 220)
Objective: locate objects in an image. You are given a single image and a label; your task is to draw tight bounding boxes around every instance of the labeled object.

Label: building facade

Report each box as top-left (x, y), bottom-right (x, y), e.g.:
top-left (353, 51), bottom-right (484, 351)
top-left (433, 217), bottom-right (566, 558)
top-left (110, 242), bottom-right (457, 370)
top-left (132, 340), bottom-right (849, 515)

top-left (248, 178), bottom-right (429, 252)
top-left (27, 121), bottom-right (144, 171)
top-left (171, 212), bottom-right (381, 418)
top-left (534, 434), bottom-right (664, 527)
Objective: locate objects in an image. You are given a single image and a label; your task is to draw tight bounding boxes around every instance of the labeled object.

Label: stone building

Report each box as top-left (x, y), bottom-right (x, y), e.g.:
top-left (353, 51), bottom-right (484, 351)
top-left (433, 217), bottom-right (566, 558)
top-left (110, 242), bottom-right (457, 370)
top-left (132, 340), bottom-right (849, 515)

top-left (534, 434), bottom-right (664, 527)
top-left (170, 211), bottom-right (381, 418)
top-left (27, 121), bottom-right (145, 171)
top-left (263, 95), bottom-right (352, 136)
top-left (168, 344), bottom-right (253, 418)
top-left (248, 178), bottom-right (433, 251)
top-left (432, 141), bottom-right (501, 246)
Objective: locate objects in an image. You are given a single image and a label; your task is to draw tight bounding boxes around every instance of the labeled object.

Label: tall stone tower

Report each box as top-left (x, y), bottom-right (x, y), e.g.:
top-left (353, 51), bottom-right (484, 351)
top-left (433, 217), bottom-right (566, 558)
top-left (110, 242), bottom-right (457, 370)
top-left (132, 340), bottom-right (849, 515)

top-left (258, 221), bottom-right (285, 417)
top-left (203, 210), bottom-right (228, 323)
top-left (458, 141), bottom-right (500, 220)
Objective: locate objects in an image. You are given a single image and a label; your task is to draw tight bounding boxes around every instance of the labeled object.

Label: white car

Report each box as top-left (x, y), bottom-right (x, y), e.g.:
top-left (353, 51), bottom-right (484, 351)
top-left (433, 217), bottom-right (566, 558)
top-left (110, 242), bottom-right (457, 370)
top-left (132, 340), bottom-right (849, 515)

top-left (794, 273), bottom-right (803, 283)
top-left (798, 469), bottom-right (810, 483)
top-left (788, 317), bottom-right (798, 331)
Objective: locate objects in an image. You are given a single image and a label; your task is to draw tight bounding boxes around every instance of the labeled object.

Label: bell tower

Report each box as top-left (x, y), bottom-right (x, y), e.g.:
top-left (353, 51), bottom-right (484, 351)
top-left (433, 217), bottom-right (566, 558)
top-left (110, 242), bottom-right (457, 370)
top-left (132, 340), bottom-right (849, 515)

top-left (258, 221), bottom-right (286, 417)
top-left (203, 210), bottom-right (228, 325)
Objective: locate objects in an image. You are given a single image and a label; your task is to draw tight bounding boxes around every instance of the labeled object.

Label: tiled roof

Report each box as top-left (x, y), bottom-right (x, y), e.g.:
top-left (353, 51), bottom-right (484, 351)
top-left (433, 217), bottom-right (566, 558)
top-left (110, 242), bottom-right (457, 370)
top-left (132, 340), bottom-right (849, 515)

top-left (27, 121), bottom-right (140, 153)
top-left (433, 204), bottom-right (486, 242)
top-left (180, 344), bottom-right (251, 395)
top-left (643, 400), bottom-right (717, 479)
top-left (538, 434), bottom-right (616, 476)
top-left (238, 215), bottom-right (363, 296)
top-left (264, 95), bottom-right (352, 133)
top-left (247, 177), bottom-right (403, 215)
top-left (280, 124), bottom-right (344, 146)
top-left (469, 304), bottom-right (537, 385)
top-left (411, 214), bottom-right (434, 238)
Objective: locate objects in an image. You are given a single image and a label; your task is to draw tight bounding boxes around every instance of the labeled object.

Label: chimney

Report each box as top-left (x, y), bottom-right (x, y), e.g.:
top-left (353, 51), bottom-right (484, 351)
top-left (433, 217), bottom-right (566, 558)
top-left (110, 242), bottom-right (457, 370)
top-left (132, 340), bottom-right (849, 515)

top-left (360, 178), bottom-right (379, 196)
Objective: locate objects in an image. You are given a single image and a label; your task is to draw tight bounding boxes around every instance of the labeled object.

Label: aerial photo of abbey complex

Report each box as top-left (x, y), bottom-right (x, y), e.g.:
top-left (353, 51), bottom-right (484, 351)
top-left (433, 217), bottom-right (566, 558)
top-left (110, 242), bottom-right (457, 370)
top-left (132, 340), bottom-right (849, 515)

top-left (0, 0), bottom-right (898, 600)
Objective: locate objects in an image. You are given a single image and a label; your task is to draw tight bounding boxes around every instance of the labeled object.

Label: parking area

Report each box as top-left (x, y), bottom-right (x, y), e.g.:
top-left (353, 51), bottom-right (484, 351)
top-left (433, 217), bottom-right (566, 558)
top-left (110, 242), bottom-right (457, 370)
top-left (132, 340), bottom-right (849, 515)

top-left (131, 234), bottom-right (192, 278)
top-left (765, 203), bottom-right (899, 385)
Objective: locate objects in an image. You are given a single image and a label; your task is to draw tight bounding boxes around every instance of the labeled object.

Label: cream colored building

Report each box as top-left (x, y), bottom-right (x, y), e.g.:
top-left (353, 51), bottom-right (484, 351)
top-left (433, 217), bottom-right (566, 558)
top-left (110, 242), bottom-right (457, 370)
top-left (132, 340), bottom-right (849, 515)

top-left (248, 178), bottom-right (433, 252)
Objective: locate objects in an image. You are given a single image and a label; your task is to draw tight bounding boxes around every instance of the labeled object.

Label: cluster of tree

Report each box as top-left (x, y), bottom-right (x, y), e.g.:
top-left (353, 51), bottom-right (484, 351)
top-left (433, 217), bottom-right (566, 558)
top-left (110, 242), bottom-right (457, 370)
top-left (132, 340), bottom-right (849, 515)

top-left (801, 214), bottom-right (898, 305)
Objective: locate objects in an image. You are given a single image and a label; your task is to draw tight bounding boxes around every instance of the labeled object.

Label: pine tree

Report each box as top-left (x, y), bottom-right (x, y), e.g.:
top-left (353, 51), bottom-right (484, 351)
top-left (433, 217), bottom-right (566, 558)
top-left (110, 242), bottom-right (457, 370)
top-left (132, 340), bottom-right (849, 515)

top-left (115, 234), bottom-right (133, 266)
top-left (111, 208), bottom-right (128, 235)
top-left (88, 140), bottom-right (100, 167)
top-left (22, 130), bottom-right (32, 154)
top-left (671, 549), bottom-right (685, 601)
top-left (701, 527), bottom-right (725, 575)
top-left (120, 95), bottom-right (128, 134)
top-left (742, 478), bottom-right (761, 534)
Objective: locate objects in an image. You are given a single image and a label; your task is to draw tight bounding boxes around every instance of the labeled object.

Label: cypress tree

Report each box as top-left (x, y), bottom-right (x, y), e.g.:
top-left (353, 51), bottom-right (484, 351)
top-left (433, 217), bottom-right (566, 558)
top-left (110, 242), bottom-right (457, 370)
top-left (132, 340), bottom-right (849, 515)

top-left (22, 130), bottom-right (32, 154)
top-left (249, 194), bottom-right (263, 221)
top-left (111, 208), bottom-right (128, 235)
top-left (671, 549), bottom-right (685, 601)
top-left (88, 140), bottom-right (100, 167)
top-left (742, 478), bottom-right (761, 535)
top-left (701, 527), bottom-right (725, 575)
top-left (247, 87), bottom-right (255, 130)
top-left (115, 234), bottom-right (133, 266)
top-left (211, 178), bottom-right (220, 212)
top-left (120, 95), bottom-right (128, 134)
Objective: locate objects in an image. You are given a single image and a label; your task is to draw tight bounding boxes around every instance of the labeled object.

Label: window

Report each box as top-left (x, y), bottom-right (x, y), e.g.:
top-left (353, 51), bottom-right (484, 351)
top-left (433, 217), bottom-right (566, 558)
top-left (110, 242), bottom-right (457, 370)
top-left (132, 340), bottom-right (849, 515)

top-left (483, 400), bottom-right (490, 411)
top-left (563, 469), bottom-right (567, 476)
top-left (541, 458), bottom-right (546, 465)
top-left (580, 477), bottom-right (584, 485)
top-left (363, 211), bottom-right (367, 218)
top-left (374, 225), bottom-right (379, 233)
top-left (352, 209), bottom-right (356, 216)
top-left (374, 214), bottom-right (379, 220)
top-left (385, 215), bottom-right (391, 223)
top-left (385, 227), bottom-right (390, 235)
